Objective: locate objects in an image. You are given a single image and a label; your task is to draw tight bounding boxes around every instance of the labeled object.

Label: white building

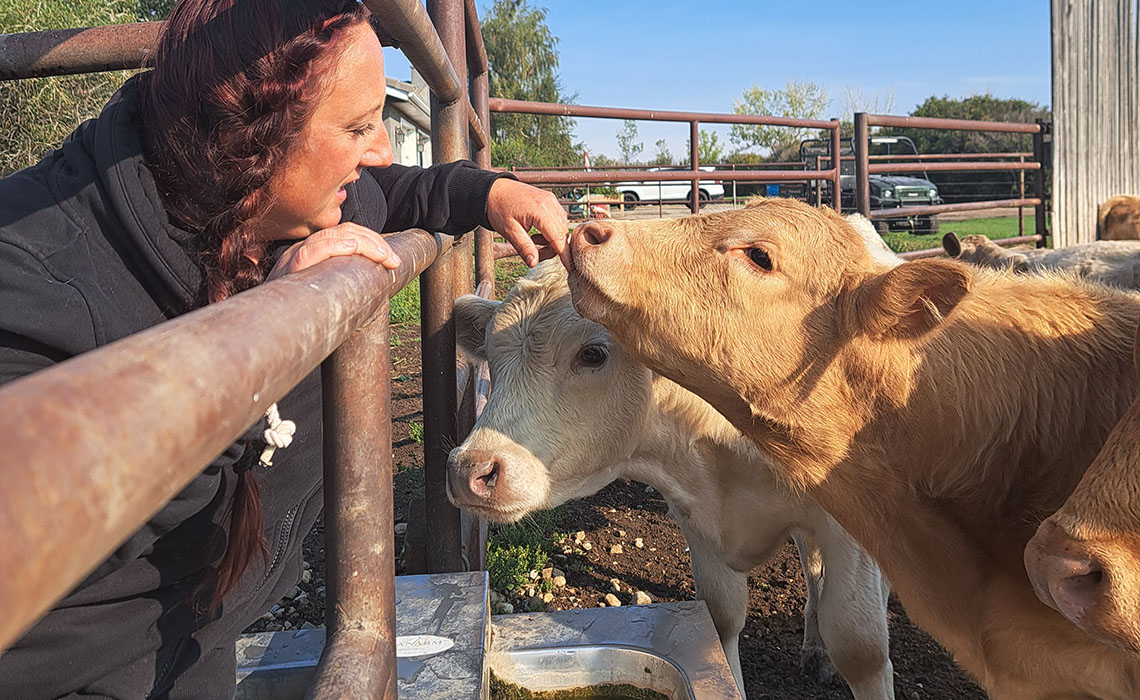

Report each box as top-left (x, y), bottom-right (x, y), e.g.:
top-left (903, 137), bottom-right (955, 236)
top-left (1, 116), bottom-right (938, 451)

top-left (384, 68), bottom-right (432, 168)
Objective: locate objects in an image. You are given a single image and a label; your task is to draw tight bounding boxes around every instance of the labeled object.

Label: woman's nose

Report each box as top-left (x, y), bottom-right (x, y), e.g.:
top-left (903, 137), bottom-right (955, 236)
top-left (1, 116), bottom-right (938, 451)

top-left (361, 126), bottom-right (393, 168)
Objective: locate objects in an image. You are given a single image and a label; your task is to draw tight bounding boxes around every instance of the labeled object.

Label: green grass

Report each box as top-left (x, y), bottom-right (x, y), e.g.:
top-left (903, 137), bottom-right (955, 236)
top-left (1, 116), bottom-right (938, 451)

top-left (485, 507), bottom-right (566, 594)
top-left (408, 421), bottom-right (424, 444)
top-left (495, 259), bottom-right (530, 300)
top-left (389, 282), bottom-right (420, 325)
top-left (882, 215), bottom-right (1040, 254)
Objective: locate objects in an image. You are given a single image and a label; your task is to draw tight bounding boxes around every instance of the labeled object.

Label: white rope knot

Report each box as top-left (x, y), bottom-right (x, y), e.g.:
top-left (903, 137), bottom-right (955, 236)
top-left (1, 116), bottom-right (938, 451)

top-left (259, 402), bottom-right (296, 467)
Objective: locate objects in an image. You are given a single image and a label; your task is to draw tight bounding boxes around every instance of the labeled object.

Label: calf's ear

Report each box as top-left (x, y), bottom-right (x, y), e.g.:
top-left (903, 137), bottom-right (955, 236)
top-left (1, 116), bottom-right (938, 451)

top-left (941, 232), bottom-right (962, 257)
top-left (454, 295), bottom-right (501, 361)
top-left (840, 259), bottom-right (971, 339)
top-left (1008, 253), bottom-right (1031, 274)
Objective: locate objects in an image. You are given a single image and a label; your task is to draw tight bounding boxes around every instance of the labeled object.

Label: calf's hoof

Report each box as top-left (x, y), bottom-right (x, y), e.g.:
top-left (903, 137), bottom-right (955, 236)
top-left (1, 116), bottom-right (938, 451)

top-left (799, 644), bottom-right (838, 684)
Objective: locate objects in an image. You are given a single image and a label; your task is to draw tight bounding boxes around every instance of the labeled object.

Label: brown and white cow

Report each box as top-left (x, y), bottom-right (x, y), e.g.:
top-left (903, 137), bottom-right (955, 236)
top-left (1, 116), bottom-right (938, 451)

top-left (943, 232), bottom-right (1140, 288)
top-left (564, 197), bottom-right (1140, 699)
top-left (1025, 320), bottom-right (1140, 654)
top-left (447, 261), bottom-right (894, 700)
top-left (1098, 195), bottom-right (1140, 241)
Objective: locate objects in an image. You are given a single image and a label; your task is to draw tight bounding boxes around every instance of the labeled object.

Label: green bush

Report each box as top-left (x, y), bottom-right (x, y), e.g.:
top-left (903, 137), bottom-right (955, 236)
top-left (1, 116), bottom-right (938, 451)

top-left (485, 508), bottom-right (564, 593)
top-left (0, 1), bottom-right (145, 175)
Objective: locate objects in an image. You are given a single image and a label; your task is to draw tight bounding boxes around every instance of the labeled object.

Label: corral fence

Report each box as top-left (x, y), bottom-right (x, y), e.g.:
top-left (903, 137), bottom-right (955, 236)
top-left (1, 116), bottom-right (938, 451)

top-left (0, 1), bottom-right (496, 697)
top-left (853, 113), bottom-right (1051, 259)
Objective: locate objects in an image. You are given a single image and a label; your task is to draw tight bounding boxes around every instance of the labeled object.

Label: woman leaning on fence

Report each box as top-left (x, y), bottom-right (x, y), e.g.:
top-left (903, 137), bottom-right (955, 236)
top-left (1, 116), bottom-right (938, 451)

top-left (0, 1), bottom-right (567, 698)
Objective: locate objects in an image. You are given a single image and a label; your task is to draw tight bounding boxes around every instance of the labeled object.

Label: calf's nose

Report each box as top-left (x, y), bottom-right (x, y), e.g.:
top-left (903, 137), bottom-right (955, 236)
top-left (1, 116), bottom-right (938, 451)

top-left (572, 220), bottom-right (614, 249)
top-left (467, 457), bottom-right (500, 498)
top-left (1025, 520), bottom-right (1108, 622)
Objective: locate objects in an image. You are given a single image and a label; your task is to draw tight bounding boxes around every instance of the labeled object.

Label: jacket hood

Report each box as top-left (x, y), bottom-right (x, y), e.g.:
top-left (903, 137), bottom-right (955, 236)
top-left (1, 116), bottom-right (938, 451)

top-left (90, 73), bottom-right (204, 314)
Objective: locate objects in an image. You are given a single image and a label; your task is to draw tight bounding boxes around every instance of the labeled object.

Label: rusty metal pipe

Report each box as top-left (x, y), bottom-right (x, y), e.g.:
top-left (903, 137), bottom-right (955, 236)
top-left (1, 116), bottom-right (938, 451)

top-left (898, 234), bottom-right (1044, 261)
top-left (489, 97), bottom-right (837, 129)
top-left (866, 198), bottom-right (1043, 219)
top-left (309, 302), bottom-right (397, 700)
top-left (463, 0), bottom-right (488, 74)
top-left (366, 0), bottom-right (463, 104)
top-left (855, 113), bottom-right (871, 218)
top-left (511, 169), bottom-right (838, 185)
top-left (872, 152), bottom-right (1034, 161)
top-left (0, 22), bottom-right (161, 80)
top-left (865, 114), bottom-right (1043, 134)
top-left (690, 121), bottom-right (700, 214)
top-left (0, 229), bottom-right (450, 652)
top-left (868, 161), bottom-right (1041, 173)
top-left (422, 0), bottom-right (466, 574)
top-left (471, 69), bottom-right (495, 287)
top-left (829, 120), bottom-right (841, 210)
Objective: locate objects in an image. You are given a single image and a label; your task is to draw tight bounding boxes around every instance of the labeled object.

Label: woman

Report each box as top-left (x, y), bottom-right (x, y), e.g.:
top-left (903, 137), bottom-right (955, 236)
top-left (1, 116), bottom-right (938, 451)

top-left (0, 1), bottom-right (567, 698)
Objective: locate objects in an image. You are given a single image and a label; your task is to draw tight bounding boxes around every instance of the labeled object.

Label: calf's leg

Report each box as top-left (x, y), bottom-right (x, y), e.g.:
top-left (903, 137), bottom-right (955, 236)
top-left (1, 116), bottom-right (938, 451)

top-left (687, 536), bottom-right (749, 698)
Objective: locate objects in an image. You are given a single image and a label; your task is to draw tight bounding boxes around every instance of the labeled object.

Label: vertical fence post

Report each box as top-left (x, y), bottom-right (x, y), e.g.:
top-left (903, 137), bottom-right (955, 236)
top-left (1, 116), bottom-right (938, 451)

top-left (311, 306), bottom-right (397, 700)
top-left (471, 67), bottom-right (494, 288)
top-left (1019, 153), bottom-right (1026, 237)
top-left (1033, 120), bottom-right (1048, 248)
top-left (830, 119), bottom-right (842, 212)
top-left (423, 0), bottom-right (466, 573)
top-left (690, 120), bottom-right (700, 214)
top-left (854, 113), bottom-right (870, 218)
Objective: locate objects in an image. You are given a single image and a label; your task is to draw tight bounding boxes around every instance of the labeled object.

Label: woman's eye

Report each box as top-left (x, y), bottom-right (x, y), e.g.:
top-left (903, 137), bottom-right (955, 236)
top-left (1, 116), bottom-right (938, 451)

top-left (748, 248), bottom-right (773, 271)
top-left (579, 344), bottom-right (608, 368)
top-left (351, 123), bottom-right (376, 137)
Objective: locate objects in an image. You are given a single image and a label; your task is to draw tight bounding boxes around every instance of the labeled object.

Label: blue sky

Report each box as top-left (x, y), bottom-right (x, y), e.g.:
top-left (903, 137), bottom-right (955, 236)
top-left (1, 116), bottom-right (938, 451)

top-left (385, 1), bottom-right (1050, 160)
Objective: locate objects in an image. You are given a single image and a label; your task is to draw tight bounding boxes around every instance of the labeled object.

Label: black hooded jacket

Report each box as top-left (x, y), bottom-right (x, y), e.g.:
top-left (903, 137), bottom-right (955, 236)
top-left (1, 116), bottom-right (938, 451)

top-left (0, 74), bottom-right (507, 699)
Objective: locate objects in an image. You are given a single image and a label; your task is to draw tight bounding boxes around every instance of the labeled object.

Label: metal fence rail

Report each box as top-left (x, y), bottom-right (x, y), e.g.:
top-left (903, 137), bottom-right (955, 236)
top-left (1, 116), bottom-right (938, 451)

top-left (854, 112), bottom-right (1049, 250)
top-left (490, 97), bottom-right (843, 215)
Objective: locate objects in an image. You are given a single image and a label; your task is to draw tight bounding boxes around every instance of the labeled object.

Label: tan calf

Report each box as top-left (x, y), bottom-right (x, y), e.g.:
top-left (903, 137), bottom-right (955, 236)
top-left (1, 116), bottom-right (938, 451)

top-left (943, 232), bottom-right (1140, 288)
top-left (447, 261), bottom-right (894, 700)
top-left (564, 197), bottom-right (1140, 699)
top-left (1025, 321), bottom-right (1140, 654)
top-left (1098, 195), bottom-right (1140, 241)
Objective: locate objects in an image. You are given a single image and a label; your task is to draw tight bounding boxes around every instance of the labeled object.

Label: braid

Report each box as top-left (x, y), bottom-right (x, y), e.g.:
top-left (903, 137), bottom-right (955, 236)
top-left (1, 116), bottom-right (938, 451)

top-left (141, 0), bottom-right (369, 608)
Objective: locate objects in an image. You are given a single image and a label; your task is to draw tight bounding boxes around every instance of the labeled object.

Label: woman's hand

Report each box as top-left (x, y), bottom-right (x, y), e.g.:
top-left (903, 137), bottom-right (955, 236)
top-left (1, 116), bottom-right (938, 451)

top-left (266, 222), bottom-right (402, 280)
top-left (486, 178), bottom-right (571, 268)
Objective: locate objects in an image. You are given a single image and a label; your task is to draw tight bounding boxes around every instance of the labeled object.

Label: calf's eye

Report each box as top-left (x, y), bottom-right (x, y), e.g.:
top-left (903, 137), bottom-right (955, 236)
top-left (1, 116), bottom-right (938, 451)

top-left (748, 248), bottom-right (773, 271)
top-left (579, 344), bottom-right (608, 368)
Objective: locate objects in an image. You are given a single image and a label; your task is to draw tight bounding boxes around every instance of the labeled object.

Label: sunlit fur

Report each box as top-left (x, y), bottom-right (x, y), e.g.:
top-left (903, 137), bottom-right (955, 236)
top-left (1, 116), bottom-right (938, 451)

top-left (1099, 195), bottom-right (1140, 241)
top-left (945, 233), bottom-right (1140, 288)
top-left (1026, 322), bottom-right (1140, 654)
top-left (567, 197), bottom-right (1140, 699)
top-left (449, 261), bottom-right (894, 700)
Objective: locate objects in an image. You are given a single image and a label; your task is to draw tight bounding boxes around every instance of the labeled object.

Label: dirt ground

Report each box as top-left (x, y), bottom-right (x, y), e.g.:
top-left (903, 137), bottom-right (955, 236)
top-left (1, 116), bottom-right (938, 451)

top-left (245, 315), bottom-right (990, 700)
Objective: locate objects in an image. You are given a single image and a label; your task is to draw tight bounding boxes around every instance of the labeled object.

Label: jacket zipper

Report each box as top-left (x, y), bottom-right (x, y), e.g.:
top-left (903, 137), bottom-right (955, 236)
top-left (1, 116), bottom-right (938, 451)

top-left (255, 505), bottom-right (298, 593)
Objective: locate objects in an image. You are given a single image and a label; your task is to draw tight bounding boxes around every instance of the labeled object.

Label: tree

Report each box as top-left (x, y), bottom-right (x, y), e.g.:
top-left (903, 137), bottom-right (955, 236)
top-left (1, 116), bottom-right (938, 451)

top-left (0, 0), bottom-right (146, 175)
top-left (615, 119), bottom-right (643, 164)
top-left (685, 129), bottom-right (723, 165)
top-left (483, 0), bottom-right (580, 168)
top-left (880, 93), bottom-right (1049, 155)
top-left (729, 79), bottom-right (828, 161)
top-left (649, 138), bottom-right (674, 166)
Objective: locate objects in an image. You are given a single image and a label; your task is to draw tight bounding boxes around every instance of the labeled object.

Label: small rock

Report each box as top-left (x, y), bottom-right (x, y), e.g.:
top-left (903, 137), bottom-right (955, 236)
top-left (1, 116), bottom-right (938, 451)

top-left (394, 522), bottom-right (408, 536)
top-left (609, 544), bottom-right (623, 555)
top-left (645, 485), bottom-right (656, 494)
top-left (295, 592), bottom-right (309, 603)
top-left (610, 578), bottom-right (622, 593)
top-left (282, 621), bottom-right (293, 630)
top-left (490, 590), bottom-right (505, 605)
top-left (261, 611), bottom-right (276, 622)
top-left (635, 538), bottom-right (644, 549)
top-left (634, 591), bottom-right (653, 605)
top-left (598, 601), bottom-right (607, 607)
top-left (604, 593), bottom-right (622, 607)
top-left (500, 602), bottom-right (514, 614)
top-left (552, 567), bottom-right (565, 579)
top-left (303, 560), bottom-right (312, 570)
top-left (553, 575), bottom-right (567, 588)
top-left (553, 553), bottom-right (568, 562)
top-left (542, 592), bottom-right (554, 603)
top-left (541, 567), bottom-right (553, 580)
top-left (581, 541), bottom-right (592, 551)
top-left (301, 569), bottom-right (313, 584)
top-left (617, 529), bottom-right (626, 537)
top-left (284, 586), bottom-right (301, 600)
top-left (574, 531), bottom-right (586, 542)
top-left (526, 586), bottom-right (535, 598)
top-left (528, 569), bottom-right (539, 580)
top-left (608, 507), bottom-right (617, 513)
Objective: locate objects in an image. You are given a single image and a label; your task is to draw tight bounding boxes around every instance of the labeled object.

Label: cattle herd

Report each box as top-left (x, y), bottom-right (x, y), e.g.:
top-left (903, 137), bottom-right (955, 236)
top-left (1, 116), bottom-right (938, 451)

top-left (447, 194), bottom-right (1140, 699)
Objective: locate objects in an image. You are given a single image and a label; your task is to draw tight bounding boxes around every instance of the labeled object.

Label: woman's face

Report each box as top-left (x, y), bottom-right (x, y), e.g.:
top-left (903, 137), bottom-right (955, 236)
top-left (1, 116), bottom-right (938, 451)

top-left (253, 21), bottom-right (394, 242)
